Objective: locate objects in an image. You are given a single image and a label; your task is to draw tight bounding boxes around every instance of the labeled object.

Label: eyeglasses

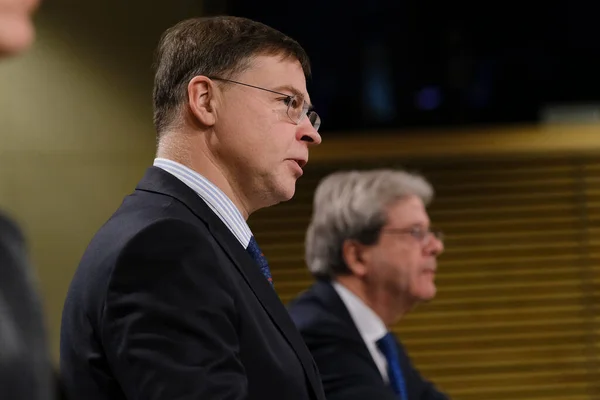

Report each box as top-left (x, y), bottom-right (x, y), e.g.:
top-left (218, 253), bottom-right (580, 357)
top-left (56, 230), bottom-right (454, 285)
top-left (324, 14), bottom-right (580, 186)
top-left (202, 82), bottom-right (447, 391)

top-left (208, 77), bottom-right (321, 131)
top-left (380, 226), bottom-right (444, 246)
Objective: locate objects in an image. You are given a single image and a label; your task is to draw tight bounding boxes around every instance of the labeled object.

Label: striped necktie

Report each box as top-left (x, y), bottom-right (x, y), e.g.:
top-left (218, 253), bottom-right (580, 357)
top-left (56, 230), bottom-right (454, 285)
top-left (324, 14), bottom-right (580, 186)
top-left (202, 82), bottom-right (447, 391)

top-left (246, 236), bottom-right (273, 286)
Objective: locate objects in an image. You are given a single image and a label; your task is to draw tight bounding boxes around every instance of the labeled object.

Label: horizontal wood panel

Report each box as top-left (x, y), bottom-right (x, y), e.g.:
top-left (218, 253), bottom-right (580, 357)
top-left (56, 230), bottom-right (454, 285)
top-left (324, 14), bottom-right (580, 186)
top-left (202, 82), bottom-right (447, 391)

top-left (438, 380), bottom-right (590, 400)
top-left (428, 363), bottom-right (591, 381)
top-left (401, 305), bottom-right (587, 328)
top-left (250, 154), bottom-right (600, 400)
top-left (399, 332), bottom-right (591, 354)
top-left (413, 342), bottom-right (587, 363)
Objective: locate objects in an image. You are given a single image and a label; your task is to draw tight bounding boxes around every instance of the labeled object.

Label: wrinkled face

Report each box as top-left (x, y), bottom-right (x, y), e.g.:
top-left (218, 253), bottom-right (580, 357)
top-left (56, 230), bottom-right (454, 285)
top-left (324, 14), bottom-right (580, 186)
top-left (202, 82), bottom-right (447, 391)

top-left (212, 55), bottom-right (321, 210)
top-left (363, 195), bottom-right (444, 305)
top-left (0, 0), bottom-right (39, 58)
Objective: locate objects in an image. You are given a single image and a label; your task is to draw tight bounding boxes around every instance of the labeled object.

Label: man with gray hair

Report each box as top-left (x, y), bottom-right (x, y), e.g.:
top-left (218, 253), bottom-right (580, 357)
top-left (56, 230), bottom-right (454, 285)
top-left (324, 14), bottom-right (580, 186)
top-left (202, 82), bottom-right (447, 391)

top-left (288, 169), bottom-right (449, 400)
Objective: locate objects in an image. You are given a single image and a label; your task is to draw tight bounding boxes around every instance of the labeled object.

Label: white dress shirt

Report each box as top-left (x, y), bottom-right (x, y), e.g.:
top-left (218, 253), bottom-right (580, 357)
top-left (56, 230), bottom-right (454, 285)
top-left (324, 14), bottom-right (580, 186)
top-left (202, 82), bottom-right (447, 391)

top-left (153, 158), bottom-right (253, 248)
top-left (332, 281), bottom-right (390, 382)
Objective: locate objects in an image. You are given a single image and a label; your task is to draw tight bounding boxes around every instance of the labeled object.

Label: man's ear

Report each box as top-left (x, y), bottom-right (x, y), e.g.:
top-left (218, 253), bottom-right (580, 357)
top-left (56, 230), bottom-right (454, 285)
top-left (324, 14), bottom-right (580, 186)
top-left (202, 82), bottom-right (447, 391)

top-left (341, 239), bottom-right (369, 278)
top-left (187, 76), bottom-right (217, 127)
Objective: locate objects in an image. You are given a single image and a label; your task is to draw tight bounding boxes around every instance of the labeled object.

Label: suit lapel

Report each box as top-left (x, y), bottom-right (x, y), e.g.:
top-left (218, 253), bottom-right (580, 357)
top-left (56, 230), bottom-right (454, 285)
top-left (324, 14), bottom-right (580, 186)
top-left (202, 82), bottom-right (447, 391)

top-left (208, 222), bottom-right (325, 400)
top-left (136, 167), bottom-right (325, 400)
top-left (311, 280), bottom-right (385, 377)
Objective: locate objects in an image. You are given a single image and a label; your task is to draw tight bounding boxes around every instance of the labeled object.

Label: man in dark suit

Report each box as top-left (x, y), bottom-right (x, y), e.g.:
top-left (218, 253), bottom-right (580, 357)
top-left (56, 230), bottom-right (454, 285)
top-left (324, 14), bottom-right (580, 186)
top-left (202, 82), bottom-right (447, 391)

top-left (60, 16), bottom-right (323, 400)
top-left (288, 169), bottom-right (450, 400)
top-left (0, 215), bottom-right (55, 400)
top-left (0, 1), bottom-right (58, 399)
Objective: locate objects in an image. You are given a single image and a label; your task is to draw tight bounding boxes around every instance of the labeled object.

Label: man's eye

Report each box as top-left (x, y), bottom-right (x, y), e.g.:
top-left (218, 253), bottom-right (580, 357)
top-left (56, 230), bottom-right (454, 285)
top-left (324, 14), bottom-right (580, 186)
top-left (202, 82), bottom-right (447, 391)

top-left (411, 228), bottom-right (425, 239)
top-left (283, 96), bottom-right (299, 109)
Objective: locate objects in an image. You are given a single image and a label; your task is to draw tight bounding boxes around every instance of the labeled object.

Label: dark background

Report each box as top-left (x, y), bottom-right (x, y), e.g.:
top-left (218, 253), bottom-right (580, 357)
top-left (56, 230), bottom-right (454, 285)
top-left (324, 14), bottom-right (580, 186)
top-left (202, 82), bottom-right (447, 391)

top-left (214, 0), bottom-right (600, 132)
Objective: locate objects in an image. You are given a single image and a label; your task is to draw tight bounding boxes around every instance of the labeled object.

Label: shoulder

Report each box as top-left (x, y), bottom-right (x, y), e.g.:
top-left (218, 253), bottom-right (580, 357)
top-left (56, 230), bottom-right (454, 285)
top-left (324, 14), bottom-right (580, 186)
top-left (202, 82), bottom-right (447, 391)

top-left (288, 282), bottom-right (356, 344)
top-left (0, 211), bottom-right (37, 301)
top-left (69, 206), bottom-right (219, 316)
top-left (88, 192), bottom-right (213, 263)
top-left (126, 217), bottom-right (210, 248)
top-left (287, 283), bottom-right (328, 327)
top-left (0, 212), bottom-right (24, 241)
top-left (0, 212), bottom-right (27, 263)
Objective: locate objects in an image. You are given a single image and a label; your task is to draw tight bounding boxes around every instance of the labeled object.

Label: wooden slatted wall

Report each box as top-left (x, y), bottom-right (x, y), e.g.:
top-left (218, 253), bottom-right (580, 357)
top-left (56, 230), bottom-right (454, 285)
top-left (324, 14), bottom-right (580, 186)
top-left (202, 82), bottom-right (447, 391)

top-left (249, 155), bottom-right (600, 400)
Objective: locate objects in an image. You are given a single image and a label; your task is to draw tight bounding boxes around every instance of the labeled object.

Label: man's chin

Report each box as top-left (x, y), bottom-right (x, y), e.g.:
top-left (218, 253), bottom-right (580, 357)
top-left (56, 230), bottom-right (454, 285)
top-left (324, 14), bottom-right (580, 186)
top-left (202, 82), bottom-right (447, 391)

top-left (276, 177), bottom-right (297, 202)
top-left (414, 285), bottom-right (437, 303)
top-left (259, 182), bottom-right (296, 210)
top-left (278, 187), bottom-right (296, 204)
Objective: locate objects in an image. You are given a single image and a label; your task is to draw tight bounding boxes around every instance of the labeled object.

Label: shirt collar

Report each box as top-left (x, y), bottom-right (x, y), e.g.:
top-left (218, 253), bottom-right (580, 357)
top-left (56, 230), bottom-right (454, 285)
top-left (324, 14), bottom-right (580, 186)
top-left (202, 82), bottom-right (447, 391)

top-left (332, 280), bottom-right (388, 344)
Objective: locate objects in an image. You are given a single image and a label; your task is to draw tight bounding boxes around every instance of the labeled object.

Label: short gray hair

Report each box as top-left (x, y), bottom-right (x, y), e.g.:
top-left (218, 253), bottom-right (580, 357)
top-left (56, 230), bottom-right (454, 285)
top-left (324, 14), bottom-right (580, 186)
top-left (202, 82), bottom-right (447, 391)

top-left (305, 169), bottom-right (434, 279)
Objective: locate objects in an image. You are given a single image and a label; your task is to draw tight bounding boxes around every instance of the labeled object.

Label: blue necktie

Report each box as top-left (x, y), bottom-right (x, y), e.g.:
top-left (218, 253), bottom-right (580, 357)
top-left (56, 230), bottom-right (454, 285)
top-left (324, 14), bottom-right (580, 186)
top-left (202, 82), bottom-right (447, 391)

top-left (246, 236), bottom-right (273, 286)
top-left (376, 332), bottom-right (408, 400)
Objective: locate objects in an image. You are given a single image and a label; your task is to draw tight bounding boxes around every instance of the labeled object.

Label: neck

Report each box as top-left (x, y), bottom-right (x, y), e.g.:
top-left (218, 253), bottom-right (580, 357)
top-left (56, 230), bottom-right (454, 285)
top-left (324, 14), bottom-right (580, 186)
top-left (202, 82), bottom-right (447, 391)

top-left (335, 275), bottom-right (412, 328)
top-left (157, 131), bottom-right (252, 220)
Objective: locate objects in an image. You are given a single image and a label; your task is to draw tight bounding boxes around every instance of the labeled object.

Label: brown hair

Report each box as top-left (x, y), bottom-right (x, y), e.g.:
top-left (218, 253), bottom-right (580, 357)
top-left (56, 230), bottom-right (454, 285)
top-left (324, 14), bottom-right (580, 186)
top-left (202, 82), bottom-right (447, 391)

top-left (152, 15), bottom-right (311, 136)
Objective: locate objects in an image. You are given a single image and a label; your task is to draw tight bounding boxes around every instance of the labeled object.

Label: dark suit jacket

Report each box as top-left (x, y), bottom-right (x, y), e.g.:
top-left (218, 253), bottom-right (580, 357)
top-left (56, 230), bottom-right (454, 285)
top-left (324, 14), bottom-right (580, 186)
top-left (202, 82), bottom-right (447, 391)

top-left (0, 214), bottom-right (55, 400)
top-left (287, 280), bottom-right (449, 400)
top-left (60, 166), bottom-right (325, 400)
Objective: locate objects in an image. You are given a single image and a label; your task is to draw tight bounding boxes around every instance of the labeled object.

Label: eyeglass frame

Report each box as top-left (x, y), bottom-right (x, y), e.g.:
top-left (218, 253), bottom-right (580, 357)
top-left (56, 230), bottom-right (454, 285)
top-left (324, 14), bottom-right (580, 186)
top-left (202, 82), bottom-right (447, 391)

top-left (380, 226), bottom-right (444, 246)
top-left (207, 77), bottom-right (321, 131)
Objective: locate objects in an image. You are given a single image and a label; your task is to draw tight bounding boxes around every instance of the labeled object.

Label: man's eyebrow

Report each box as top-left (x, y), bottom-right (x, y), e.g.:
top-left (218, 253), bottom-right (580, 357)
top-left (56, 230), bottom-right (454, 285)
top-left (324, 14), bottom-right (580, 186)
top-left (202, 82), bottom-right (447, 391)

top-left (272, 84), bottom-right (313, 108)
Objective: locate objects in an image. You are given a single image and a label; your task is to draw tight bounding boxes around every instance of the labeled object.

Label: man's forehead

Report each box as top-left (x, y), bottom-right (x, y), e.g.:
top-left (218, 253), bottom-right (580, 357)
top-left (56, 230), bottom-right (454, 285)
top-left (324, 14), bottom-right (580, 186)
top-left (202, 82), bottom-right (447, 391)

top-left (386, 196), bottom-right (429, 223)
top-left (242, 55), bottom-right (310, 101)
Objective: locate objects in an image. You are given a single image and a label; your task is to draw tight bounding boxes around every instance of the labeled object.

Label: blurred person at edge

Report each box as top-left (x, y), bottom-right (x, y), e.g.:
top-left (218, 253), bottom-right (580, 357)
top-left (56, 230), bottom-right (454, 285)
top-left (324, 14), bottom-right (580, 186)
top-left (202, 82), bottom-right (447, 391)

top-left (0, 0), bottom-right (63, 399)
top-left (0, 0), bottom-right (38, 56)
